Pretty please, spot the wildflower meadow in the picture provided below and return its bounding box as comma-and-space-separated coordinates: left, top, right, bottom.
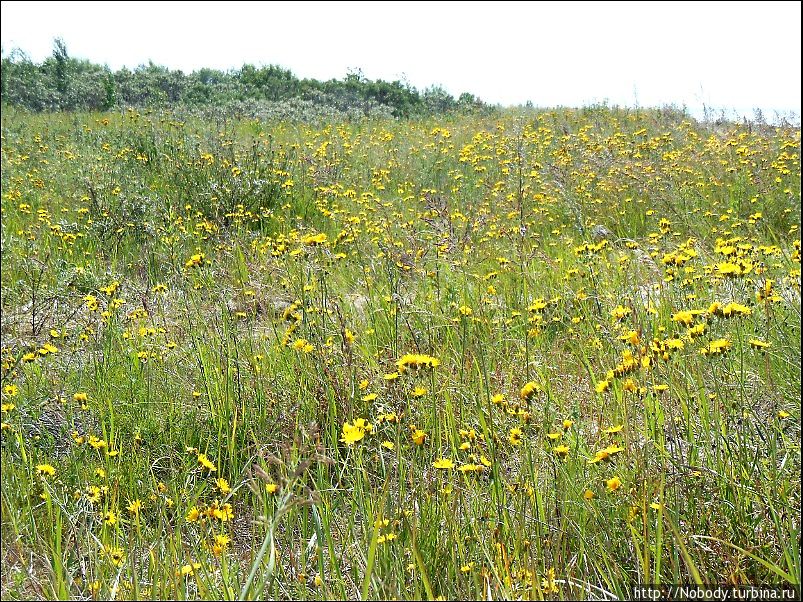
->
1, 102, 800, 599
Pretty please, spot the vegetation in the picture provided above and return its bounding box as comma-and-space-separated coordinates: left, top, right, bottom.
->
1, 39, 487, 118
1, 100, 800, 600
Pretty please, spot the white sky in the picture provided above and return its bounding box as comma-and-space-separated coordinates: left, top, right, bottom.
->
1, 1, 801, 120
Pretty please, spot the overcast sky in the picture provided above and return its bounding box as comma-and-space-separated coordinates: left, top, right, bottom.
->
2, 1, 800, 120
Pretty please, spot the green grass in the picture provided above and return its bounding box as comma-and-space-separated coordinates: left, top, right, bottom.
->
1, 104, 800, 600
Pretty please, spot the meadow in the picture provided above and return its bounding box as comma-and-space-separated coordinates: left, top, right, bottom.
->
1, 104, 800, 600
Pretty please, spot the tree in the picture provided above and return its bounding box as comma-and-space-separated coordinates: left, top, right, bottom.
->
102, 72, 116, 110
53, 37, 69, 98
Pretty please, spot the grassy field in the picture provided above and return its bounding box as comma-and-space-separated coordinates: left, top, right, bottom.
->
1, 105, 800, 600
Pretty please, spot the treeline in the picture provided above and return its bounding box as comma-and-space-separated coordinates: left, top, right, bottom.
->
1, 39, 487, 117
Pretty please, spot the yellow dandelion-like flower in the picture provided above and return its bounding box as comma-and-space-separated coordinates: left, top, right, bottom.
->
88, 435, 107, 450
700, 338, 731, 356
103, 545, 125, 567
672, 310, 696, 326
127, 499, 142, 517
610, 305, 631, 321
410, 427, 427, 445
588, 445, 625, 464
520, 381, 540, 401
457, 463, 484, 473
36, 463, 56, 477
301, 232, 327, 245
210, 502, 234, 522
211, 533, 231, 556
508, 427, 524, 446
396, 353, 440, 372
749, 339, 770, 350
197, 453, 217, 472
184, 253, 206, 268
177, 562, 202, 577
340, 419, 372, 446
541, 567, 559, 594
